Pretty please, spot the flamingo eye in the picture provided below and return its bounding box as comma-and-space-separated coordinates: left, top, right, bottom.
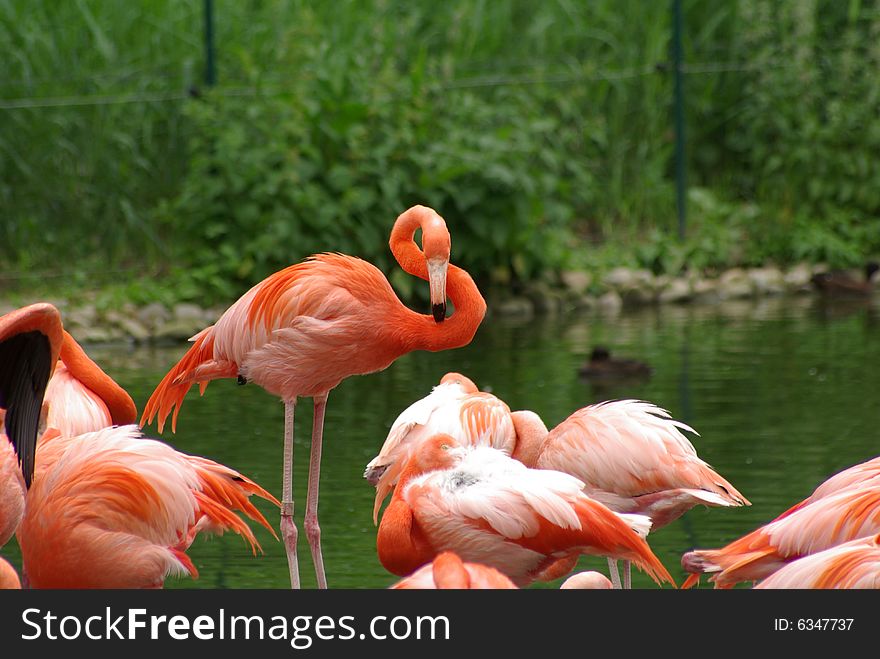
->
440, 443, 450, 451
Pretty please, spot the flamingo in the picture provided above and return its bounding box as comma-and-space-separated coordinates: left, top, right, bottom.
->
16, 424, 280, 588
0, 555, 20, 589
364, 371, 516, 522
376, 434, 675, 588
681, 457, 880, 588
0, 303, 64, 491
559, 570, 613, 589
43, 330, 138, 436
0, 303, 64, 550
509, 401, 749, 588
140, 205, 487, 588
390, 551, 518, 589
754, 533, 880, 589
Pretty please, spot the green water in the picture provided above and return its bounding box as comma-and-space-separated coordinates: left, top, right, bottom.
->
5, 294, 880, 588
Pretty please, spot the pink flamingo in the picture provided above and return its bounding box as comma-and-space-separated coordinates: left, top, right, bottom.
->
17, 424, 280, 588
43, 330, 137, 436
365, 371, 516, 522
0, 303, 64, 550
0, 555, 20, 589
141, 205, 487, 588
376, 434, 675, 588
390, 551, 518, 589
682, 456, 880, 588
509, 400, 749, 588
754, 532, 880, 589
0, 303, 64, 491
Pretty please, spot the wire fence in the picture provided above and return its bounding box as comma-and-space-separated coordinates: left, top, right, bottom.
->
0, 56, 808, 111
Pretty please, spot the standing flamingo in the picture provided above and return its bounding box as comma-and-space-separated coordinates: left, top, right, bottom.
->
753, 533, 880, 589
377, 434, 675, 587
17, 424, 279, 588
682, 457, 880, 588
141, 205, 487, 588
364, 371, 516, 522
508, 400, 749, 588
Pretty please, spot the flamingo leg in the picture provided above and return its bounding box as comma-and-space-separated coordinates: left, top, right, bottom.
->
305, 392, 328, 589
623, 560, 631, 589
607, 558, 622, 590
281, 400, 301, 589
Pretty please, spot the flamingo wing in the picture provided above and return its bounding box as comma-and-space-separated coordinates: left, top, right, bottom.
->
539, 400, 748, 514
755, 533, 880, 589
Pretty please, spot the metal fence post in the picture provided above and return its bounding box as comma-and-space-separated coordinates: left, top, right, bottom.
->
204, 0, 216, 87
672, 0, 686, 240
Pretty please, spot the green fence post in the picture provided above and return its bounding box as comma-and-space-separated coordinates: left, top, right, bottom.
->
672, 0, 686, 240
204, 0, 216, 87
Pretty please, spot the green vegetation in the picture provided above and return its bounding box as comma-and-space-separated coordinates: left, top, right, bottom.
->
2, 1, 879, 306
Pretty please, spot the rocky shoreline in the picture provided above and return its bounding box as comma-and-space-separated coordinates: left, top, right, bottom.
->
1, 263, 873, 345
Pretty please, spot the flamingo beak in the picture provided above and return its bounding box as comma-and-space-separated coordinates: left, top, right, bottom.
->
427, 258, 448, 323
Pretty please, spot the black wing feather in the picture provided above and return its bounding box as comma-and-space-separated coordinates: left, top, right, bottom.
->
0, 331, 53, 488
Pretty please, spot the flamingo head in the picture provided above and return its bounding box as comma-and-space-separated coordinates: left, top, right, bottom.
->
421, 215, 451, 323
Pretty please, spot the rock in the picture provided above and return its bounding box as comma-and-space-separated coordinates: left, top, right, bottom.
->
74, 326, 124, 344
718, 268, 753, 299
597, 291, 622, 314
173, 302, 206, 322
658, 278, 692, 303
748, 266, 786, 295
603, 267, 653, 291
525, 283, 563, 315
560, 270, 592, 294
64, 304, 98, 330
153, 317, 206, 343
137, 302, 170, 331
692, 278, 721, 303
784, 263, 813, 292
494, 297, 534, 318
104, 310, 151, 343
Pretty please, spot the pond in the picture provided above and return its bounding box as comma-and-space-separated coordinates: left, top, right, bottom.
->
4, 292, 879, 589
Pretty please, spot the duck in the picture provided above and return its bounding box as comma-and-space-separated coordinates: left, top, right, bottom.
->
810, 262, 879, 297
577, 346, 652, 380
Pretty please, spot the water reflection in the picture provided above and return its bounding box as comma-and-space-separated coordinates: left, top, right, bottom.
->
2, 293, 878, 588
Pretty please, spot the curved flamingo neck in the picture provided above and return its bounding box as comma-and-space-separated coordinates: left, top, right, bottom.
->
60, 333, 137, 425
377, 465, 436, 576
389, 206, 436, 281
510, 410, 549, 468
388, 207, 487, 353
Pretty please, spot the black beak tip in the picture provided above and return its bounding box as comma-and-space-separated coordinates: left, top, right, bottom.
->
432, 303, 447, 323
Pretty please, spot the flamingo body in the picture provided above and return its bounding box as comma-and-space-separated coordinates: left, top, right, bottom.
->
17, 425, 279, 589
516, 400, 749, 530
0, 437, 25, 547
365, 372, 516, 522
377, 436, 674, 588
